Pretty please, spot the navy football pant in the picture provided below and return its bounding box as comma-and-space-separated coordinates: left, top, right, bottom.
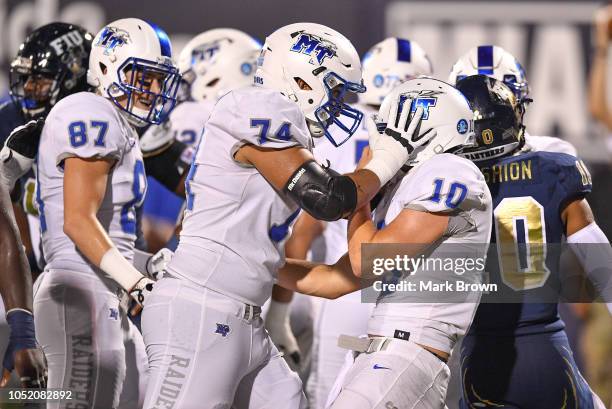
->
459, 331, 604, 409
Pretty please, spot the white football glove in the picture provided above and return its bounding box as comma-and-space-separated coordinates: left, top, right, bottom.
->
129, 277, 155, 307
364, 102, 424, 186
146, 248, 173, 281
265, 300, 301, 371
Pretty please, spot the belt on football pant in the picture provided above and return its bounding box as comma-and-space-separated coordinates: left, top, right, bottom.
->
337, 334, 448, 363
242, 304, 261, 321
161, 272, 261, 321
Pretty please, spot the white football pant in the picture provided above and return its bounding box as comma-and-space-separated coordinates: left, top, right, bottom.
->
326, 338, 450, 409
34, 270, 147, 409
142, 276, 307, 409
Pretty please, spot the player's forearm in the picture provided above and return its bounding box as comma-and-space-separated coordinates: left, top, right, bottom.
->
64, 213, 114, 265
0, 197, 33, 312
278, 255, 363, 299
346, 169, 382, 211
588, 50, 612, 128
588, 16, 612, 129
347, 204, 376, 277
65, 214, 145, 291
273, 214, 324, 303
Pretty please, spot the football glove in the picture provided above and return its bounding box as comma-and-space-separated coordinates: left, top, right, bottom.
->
363, 103, 424, 186
265, 300, 301, 371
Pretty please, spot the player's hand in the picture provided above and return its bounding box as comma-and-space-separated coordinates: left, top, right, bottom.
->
363, 101, 424, 186
146, 248, 173, 281
2, 310, 47, 388
5, 118, 45, 159
129, 277, 155, 307
265, 300, 301, 371
1, 347, 47, 388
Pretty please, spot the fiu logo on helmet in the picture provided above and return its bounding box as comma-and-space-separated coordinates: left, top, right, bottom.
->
398, 90, 441, 120
95, 26, 130, 55
290, 33, 336, 65
50, 30, 85, 56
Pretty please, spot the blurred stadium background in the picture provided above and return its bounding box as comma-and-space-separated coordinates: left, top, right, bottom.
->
0, 0, 610, 406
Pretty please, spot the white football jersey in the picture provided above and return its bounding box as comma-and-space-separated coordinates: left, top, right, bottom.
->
37, 92, 146, 275
312, 103, 373, 264
167, 86, 312, 306
368, 153, 493, 354
169, 100, 214, 147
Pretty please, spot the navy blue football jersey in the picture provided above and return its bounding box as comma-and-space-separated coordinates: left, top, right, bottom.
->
0, 100, 25, 145
468, 150, 592, 335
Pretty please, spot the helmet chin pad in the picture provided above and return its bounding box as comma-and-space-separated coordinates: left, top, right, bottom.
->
307, 119, 325, 138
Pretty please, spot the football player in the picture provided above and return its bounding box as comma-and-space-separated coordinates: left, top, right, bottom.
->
0, 168, 46, 388
141, 23, 418, 409
0, 23, 94, 275
278, 77, 492, 408
449, 44, 578, 156
140, 28, 261, 251
0, 22, 93, 388
455, 75, 610, 409
264, 37, 433, 407
33, 18, 180, 409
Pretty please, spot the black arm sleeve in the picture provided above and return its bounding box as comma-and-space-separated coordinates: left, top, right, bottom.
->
283, 160, 357, 222
143, 140, 191, 194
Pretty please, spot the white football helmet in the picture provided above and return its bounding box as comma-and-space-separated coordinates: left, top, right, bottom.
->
255, 22, 365, 146
87, 18, 181, 127
177, 28, 261, 102
378, 77, 475, 167
360, 37, 433, 106
448, 45, 530, 101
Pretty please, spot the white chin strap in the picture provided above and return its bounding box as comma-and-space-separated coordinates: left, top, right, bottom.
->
121, 107, 149, 128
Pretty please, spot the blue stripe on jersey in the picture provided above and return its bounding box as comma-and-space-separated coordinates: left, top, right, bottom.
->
147, 21, 172, 57
397, 39, 411, 62
477, 45, 494, 75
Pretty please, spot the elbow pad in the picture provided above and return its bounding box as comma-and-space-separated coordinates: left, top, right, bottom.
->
283, 160, 357, 222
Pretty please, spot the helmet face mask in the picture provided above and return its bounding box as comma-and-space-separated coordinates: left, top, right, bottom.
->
312, 71, 365, 146
255, 23, 366, 146
108, 57, 180, 126
10, 71, 58, 116
88, 19, 181, 127
9, 22, 93, 120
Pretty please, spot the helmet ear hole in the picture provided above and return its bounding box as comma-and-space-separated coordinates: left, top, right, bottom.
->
99, 62, 107, 75
206, 78, 220, 87
293, 77, 312, 91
